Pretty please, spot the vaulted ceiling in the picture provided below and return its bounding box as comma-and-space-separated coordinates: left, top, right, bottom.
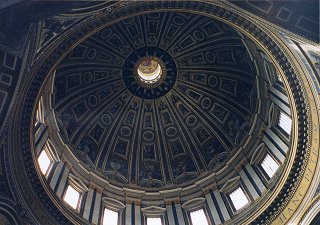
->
53, 12, 257, 189
0, 1, 319, 225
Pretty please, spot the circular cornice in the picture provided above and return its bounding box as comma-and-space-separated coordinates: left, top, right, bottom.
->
7, 1, 319, 225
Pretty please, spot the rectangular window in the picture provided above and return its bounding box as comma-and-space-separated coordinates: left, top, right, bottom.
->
261, 153, 279, 178
229, 187, 249, 210
279, 111, 292, 135
103, 208, 118, 225
63, 185, 80, 210
190, 209, 209, 225
35, 97, 44, 126
37, 149, 51, 176
147, 217, 162, 225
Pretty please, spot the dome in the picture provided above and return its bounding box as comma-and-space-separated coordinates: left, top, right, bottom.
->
31, 4, 298, 224
4, 1, 319, 225
52, 12, 259, 189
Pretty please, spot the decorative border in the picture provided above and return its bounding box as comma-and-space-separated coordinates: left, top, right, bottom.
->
298, 194, 320, 224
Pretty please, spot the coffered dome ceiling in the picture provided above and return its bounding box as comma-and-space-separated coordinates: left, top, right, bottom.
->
53, 12, 258, 189
7, 1, 319, 225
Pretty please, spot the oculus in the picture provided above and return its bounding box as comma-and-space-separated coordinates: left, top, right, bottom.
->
135, 56, 166, 88
123, 46, 177, 99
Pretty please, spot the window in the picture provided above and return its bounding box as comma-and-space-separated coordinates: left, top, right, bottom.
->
37, 143, 57, 177
279, 111, 292, 135
190, 209, 209, 225
103, 208, 118, 225
63, 185, 81, 210
37, 149, 52, 176
261, 153, 279, 178
229, 187, 249, 210
35, 96, 44, 126
147, 217, 162, 225
63, 174, 88, 211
